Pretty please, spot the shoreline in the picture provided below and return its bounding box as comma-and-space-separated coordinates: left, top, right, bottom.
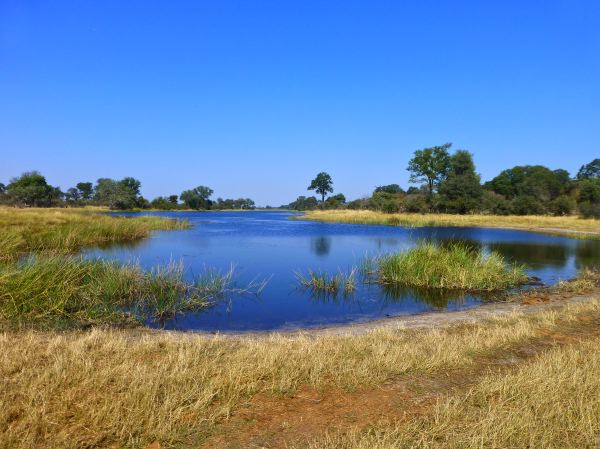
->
296, 210, 600, 240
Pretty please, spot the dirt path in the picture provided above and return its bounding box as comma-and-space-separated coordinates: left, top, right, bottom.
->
198, 301, 600, 449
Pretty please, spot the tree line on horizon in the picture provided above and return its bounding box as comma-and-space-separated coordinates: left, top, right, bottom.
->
0, 175, 256, 211
284, 145, 600, 218
1, 145, 598, 217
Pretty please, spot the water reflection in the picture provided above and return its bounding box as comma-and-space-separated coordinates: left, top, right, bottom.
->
310, 236, 332, 256
83, 211, 600, 332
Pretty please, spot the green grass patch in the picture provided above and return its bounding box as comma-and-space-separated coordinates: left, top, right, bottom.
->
0, 257, 263, 330
375, 242, 528, 291
296, 268, 357, 296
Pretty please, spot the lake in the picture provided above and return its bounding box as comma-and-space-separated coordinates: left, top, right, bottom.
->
83, 211, 600, 332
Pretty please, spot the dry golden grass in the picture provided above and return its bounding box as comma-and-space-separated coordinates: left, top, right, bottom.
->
311, 337, 600, 449
301, 210, 600, 238
2, 297, 600, 448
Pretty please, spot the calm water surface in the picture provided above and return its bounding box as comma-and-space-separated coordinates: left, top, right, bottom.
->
84, 211, 600, 331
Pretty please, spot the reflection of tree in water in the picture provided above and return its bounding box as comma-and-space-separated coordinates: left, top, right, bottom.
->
488, 242, 569, 268
311, 237, 332, 256
378, 284, 467, 309
574, 241, 600, 270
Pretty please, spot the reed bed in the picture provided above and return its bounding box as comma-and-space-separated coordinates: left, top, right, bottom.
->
301, 210, 600, 239
1, 296, 599, 448
0, 207, 190, 261
375, 242, 528, 290
0, 257, 262, 329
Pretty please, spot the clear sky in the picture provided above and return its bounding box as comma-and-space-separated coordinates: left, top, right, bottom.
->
1, 1, 599, 206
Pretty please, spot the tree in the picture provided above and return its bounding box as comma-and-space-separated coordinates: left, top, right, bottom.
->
484, 165, 570, 202
374, 184, 404, 194
437, 150, 483, 214
6, 171, 62, 207
65, 187, 81, 203
93, 177, 143, 210
76, 182, 94, 200
0, 183, 5, 194
287, 196, 319, 210
180, 186, 214, 210
325, 193, 346, 209
577, 159, 600, 180
407, 143, 452, 199
307, 172, 333, 205
168, 195, 179, 205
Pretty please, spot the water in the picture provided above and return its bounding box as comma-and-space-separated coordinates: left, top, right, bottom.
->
83, 211, 600, 332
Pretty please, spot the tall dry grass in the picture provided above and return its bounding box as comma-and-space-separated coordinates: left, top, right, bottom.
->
311, 337, 600, 449
2, 298, 600, 448
301, 210, 600, 238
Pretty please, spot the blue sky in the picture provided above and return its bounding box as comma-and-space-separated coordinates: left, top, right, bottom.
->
1, 1, 599, 205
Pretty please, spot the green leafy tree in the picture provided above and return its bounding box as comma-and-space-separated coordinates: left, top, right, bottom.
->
287, 196, 319, 210
437, 150, 483, 214
6, 171, 62, 207
0, 183, 5, 194
307, 172, 333, 205
407, 143, 452, 199
168, 195, 179, 204
93, 177, 143, 210
484, 165, 570, 202
374, 184, 404, 194
180, 186, 214, 210
76, 182, 94, 200
65, 187, 81, 203
576, 159, 600, 180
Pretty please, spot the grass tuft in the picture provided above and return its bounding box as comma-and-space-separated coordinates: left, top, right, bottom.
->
376, 241, 528, 290
296, 268, 357, 295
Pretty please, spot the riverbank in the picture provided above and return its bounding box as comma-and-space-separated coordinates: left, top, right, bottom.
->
299, 210, 600, 239
1, 271, 599, 448
1, 207, 600, 448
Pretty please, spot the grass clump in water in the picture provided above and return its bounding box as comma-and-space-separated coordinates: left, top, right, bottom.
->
377, 242, 528, 291
296, 268, 357, 295
0, 257, 263, 329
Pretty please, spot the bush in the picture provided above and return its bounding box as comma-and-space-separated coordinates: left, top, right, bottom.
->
549, 195, 576, 216
480, 191, 512, 215
403, 194, 429, 213
579, 202, 600, 218
511, 195, 547, 215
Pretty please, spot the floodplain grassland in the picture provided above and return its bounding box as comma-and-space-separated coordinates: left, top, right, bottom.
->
300, 209, 600, 239
1, 207, 600, 448
0, 206, 190, 262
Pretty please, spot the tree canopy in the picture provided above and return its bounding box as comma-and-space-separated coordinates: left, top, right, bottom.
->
308, 172, 334, 204
5, 171, 62, 207
180, 186, 214, 210
407, 143, 452, 199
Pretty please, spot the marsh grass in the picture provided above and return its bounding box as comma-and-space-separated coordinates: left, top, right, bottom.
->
0, 257, 266, 329
0, 207, 190, 261
376, 242, 528, 290
296, 267, 357, 296
300, 210, 600, 239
